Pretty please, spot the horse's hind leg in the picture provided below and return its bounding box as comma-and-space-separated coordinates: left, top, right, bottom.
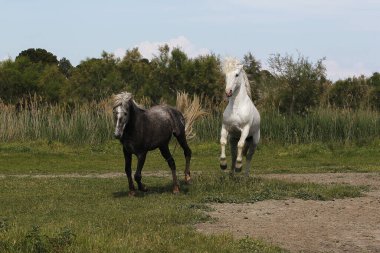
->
134, 152, 148, 192
245, 130, 260, 176
159, 145, 180, 193
175, 133, 192, 184
230, 136, 238, 173
245, 139, 256, 176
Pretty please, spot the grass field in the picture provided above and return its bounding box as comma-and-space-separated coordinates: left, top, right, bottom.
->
1, 141, 378, 252
1, 140, 379, 175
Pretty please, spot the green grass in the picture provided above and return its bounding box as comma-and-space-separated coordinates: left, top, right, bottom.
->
1, 140, 379, 175
0, 141, 377, 252
0, 175, 366, 253
0, 176, 293, 253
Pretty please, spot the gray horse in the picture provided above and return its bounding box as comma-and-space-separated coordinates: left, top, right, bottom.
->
113, 92, 192, 195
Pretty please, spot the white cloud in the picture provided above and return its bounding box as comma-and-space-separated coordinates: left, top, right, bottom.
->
113, 48, 126, 59
113, 36, 210, 60
135, 36, 210, 60
1, 55, 12, 61
325, 60, 372, 81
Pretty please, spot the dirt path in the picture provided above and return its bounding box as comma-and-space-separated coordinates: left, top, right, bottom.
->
196, 172, 380, 253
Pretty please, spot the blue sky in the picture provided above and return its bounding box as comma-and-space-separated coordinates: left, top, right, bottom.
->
1, 0, 379, 80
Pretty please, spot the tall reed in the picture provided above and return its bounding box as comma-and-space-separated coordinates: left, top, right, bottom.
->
0, 97, 113, 145
194, 107, 380, 144
1, 97, 379, 145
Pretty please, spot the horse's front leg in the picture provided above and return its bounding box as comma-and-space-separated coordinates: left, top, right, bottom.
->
134, 152, 148, 192
235, 125, 250, 172
220, 124, 228, 170
123, 147, 135, 196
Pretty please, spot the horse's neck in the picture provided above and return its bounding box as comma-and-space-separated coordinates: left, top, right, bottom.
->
125, 101, 143, 130
228, 83, 250, 109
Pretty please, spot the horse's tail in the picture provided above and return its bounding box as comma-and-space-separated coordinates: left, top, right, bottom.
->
176, 92, 208, 140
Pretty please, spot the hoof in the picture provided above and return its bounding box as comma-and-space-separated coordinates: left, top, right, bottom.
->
220, 157, 227, 169
138, 184, 148, 192
128, 191, 136, 197
185, 174, 192, 184
235, 161, 242, 172
173, 185, 180, 194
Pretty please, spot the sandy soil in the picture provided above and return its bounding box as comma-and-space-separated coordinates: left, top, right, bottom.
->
196, 173, 380, 253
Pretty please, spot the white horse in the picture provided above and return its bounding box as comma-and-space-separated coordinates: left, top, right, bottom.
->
220, 58, 260, 175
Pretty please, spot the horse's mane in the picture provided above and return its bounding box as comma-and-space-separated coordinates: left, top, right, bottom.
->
222, 57, 252, 98
112, 92, 144, 109
222, 57, 241, 74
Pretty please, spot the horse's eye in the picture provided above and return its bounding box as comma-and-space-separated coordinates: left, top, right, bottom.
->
235, 73, 239, 77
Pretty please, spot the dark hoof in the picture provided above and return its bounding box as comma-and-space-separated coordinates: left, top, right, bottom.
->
234, 161, 243, 173
128, 191, 136, 197
220, 157, 227, 170
235, 160, 242, 172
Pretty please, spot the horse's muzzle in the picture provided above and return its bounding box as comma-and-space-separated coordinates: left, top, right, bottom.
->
114, 132, 122, 139
226, 90, 233, 97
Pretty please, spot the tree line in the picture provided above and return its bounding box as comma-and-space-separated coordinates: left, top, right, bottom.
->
0, 47, 379, 114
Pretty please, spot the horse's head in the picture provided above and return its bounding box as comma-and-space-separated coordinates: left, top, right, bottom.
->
112, 92, 133, 139
225, 64, 244, 97
222, 58, 244, 97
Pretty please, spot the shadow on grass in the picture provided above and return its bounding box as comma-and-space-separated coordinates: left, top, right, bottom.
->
112, 180, 191, 198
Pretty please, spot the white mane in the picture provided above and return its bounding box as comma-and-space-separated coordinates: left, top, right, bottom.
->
113, 91, 146, 110
113, 92, 133, 108
222, 57, 252, 98
222, 57, 240, 74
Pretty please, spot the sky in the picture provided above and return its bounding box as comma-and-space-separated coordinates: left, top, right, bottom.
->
1, 0, 379, 81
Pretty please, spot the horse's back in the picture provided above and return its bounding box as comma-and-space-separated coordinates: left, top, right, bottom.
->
147, 105, 185, 136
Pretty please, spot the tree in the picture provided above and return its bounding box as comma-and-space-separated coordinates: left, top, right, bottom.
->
368, 72, 380, 109
268, 53, 326, 115
328, 76, 370, 109
16, 48, 58, 65
243, 52, 262, 104
38, 65, 68, 103
243, 52, 262, 82
64, 53, 124, 102
147, 45, 171, 103
118, 48, 151, 98
58, 57, 73, 78
368, 72, 380, 87
188, 54, 224, 101
0, 57, 44, 102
